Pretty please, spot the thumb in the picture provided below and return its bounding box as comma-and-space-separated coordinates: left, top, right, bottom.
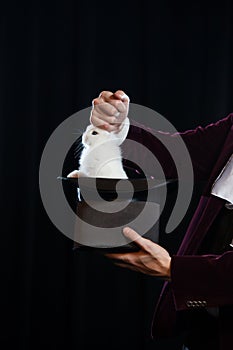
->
123, 227, 148, 250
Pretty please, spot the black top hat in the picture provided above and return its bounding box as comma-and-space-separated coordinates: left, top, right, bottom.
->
58, 176, 177, 252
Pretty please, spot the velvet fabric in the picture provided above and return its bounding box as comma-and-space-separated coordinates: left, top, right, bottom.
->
125, 113, 233, 349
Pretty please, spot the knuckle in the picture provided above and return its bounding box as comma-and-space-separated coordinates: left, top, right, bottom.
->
115, 100, 125, 111
115, 89, 125, 95
99, 90, 106, 97
90, 108, 96, 118
115, 90, 129, 100
109, 116, 116, 123
90, 113, 98, 125
122, 255, 130, 263
92, 98, 100, 105
109, 106, 117, 115
114, 100, 121, 108
142, 239, 152, 251
99, 90, 112, 98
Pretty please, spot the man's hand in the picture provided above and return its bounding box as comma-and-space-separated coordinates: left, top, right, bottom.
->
90, 90, 130, 132
106, 227, 171, 280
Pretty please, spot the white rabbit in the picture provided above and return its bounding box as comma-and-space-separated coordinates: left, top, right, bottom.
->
69, 118, 129, 179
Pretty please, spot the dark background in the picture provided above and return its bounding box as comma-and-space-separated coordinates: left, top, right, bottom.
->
1, 1, 233, 349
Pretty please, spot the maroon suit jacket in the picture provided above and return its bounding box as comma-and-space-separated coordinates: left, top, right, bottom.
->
125, 113, 233, 349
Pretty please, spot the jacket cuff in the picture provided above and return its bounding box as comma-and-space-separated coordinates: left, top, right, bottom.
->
170, 254, 222, 311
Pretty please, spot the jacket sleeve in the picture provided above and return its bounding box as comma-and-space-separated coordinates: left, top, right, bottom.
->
170, 251, 233, 311
124, 114, 233, 180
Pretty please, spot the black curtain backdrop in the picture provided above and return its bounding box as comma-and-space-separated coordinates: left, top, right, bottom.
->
1, 1, 233, 349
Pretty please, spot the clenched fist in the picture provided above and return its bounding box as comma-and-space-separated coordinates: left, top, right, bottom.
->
90, 90, 130, 132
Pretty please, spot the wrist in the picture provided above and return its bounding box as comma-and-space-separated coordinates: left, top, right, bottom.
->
164, 257, 172, 281
117, 116, 130, 132
114, 117, 130, 145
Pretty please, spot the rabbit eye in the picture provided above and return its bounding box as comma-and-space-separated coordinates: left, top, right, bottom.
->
92, 131, 98, 135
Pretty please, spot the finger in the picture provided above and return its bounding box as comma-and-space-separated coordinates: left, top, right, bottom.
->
105, 252, 126, 260
92, 97, 105, 106
105, 252, 137, 263
91, 115, 120, 131
95, 102, 119, 117
90, 114, 109, 129
109, 98, 126, 113
98, 90, 113, 100
114, 262, 166, 278
92, 112, 118, 124
122, 227, 151, 251
91, 111, 122, 128
96, 96, 126, 114
92, 95, 117, 109
113, 90, 130, 102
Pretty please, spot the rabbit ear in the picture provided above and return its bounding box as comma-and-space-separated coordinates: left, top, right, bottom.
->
113, 117, 130, 145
